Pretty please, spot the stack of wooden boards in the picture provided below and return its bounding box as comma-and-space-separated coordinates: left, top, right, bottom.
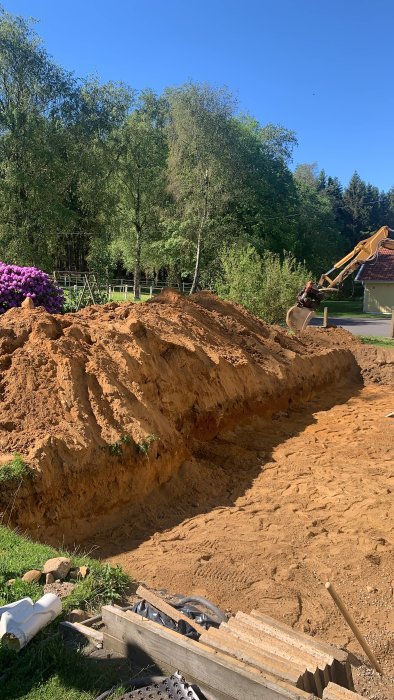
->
199, 610, 356, 698
102, 586, 365, 700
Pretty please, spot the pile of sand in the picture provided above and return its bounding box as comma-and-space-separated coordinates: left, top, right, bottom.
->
0, 290, 361, 540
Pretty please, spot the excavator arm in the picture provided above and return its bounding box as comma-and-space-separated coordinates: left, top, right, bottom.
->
318, 225, 394, 289
286, 225, 394, 331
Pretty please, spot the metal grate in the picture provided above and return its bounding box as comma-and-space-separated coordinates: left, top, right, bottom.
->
118, 672, 203, 700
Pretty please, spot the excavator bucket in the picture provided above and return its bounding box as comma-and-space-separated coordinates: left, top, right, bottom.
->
286, 305, 316, 331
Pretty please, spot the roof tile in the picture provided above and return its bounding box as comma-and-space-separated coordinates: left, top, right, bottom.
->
357, 246, 394, 282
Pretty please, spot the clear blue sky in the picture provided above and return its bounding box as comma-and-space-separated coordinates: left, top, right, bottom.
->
4, 0, 394, 190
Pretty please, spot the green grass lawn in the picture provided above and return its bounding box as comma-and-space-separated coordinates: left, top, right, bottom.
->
109, 292, 151, 303
0, 526, 132, 700
315, 298, 390, 318
360, 336, 394, 348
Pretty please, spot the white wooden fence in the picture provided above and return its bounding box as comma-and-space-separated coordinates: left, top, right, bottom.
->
53, 271, 193, 299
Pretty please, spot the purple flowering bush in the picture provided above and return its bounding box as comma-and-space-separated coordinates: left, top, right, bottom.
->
0, 263, 64, 315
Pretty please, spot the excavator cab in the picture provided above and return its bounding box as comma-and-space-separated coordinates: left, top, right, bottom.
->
286, 225, 394, 332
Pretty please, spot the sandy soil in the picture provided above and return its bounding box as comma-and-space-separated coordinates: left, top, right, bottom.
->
0, 291, 360, 539
88, 383, 394, 700
0, 291, 393, 697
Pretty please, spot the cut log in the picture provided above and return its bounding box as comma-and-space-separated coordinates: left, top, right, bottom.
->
102, 606, 315, 700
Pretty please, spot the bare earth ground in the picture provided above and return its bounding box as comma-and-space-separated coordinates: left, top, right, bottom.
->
89, 384, 394, 700
0, 293, 392, 698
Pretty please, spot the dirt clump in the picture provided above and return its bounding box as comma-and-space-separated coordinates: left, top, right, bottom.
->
0, 291, 359, 540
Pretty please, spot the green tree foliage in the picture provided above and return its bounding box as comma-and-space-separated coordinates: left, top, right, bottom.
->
217, 244, 311, 323
293, 178, 344, 275
216, 243, 265, 315
111, 91, 167, 299
1, 8, 394, 315
342, 172, 372, 245
229, 117, 298, 257
165, 83, 239, 292
0, 9, 132, 271
0, 9, 76, 266
259, 251, 312, 323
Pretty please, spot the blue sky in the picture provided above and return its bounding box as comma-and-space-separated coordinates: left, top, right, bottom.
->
4, 0, 394, 190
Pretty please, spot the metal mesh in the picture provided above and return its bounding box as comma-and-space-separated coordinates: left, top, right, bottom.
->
118, 672, 203, 700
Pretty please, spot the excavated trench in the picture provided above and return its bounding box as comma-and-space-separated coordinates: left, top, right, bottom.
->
0, 291, 364, 543
88, 380, 394, 700
0, 291, 393, 697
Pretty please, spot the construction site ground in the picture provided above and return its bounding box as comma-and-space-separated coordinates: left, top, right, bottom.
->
89, 386, 394, 700
0, 291, 393, 699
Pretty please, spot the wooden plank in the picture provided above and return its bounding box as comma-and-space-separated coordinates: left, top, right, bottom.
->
323, 682, 364, 699
249, 611, 348, 663
246, 611, 353, 688
103, 631, 252, 700
325, 582, 383, 675
200, 626, 306, 688
229, 616, 332, 691
60, 620, 103, 647
227, 617, 333, 674
102, 606, 316, 700
136, 585, 207, 637
222, 620, 326, 696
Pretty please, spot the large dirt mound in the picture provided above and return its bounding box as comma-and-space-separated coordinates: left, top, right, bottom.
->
0, 290, 363, 540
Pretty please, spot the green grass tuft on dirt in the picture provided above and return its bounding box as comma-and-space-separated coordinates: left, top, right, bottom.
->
0, 455, 30, 484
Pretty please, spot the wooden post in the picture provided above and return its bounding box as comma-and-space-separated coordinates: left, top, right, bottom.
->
391, 308, 394, 339
124, 284, 128, 300
150, 285, 153, 298
323, 307, 329, 328
325, 582, 382, 674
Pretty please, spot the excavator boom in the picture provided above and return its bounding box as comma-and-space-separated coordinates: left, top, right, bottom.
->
318, 225, 394, 289
286, 225, 394, 331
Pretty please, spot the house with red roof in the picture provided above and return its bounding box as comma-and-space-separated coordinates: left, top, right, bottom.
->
355, 246, 394, 313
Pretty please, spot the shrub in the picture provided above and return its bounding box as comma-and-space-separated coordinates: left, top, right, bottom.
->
0, 262, 64, 314
216, 244, 265, 316
259, 251, 311, 324
217, 245, 311, 324
63, 563, 130, 612
62, 287, 108, 313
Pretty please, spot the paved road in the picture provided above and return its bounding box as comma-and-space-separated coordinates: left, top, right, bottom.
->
311, 315, 392, 337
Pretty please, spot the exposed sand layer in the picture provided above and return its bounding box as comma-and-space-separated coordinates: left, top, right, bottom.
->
0, 290, 361, 541
90, 383, 394, 700
0, 290, 393, 698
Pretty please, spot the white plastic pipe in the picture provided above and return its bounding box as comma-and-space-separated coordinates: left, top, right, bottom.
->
0, 594, 62, 650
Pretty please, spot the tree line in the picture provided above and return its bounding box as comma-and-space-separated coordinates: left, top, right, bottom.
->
1, 9, 393, 299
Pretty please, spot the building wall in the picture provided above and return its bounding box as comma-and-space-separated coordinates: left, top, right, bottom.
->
363, 283, 394, 313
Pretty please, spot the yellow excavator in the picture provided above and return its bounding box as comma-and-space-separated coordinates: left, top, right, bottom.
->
286, 225, 394, 331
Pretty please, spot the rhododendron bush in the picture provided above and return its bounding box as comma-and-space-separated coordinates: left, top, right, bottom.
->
0, 263, 64, 314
